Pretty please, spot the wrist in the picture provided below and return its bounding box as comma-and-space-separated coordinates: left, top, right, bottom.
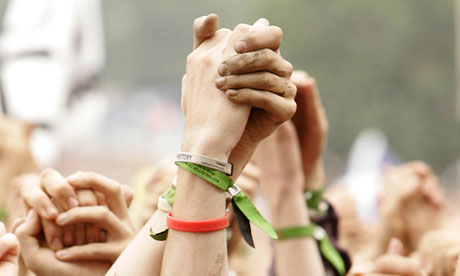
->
181, 130, 233, 162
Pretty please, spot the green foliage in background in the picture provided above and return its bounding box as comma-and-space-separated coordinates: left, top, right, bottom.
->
1, 0, 459, 173
102, 0, 458, 172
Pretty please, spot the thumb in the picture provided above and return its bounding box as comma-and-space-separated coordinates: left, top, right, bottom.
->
386, 238, 404, 255
14, 210, 41, 258
193, 13, 219, 49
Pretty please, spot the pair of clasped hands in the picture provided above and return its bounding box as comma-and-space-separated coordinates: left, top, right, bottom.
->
6, 169, 135, 276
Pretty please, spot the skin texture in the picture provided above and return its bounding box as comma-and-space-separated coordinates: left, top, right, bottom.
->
162, 15, 296, 276
15, 210, 111, 276
106, 14, 296, 276
255, 121, 325, 276
16, 169, 133, 254
0, 222, 19, 276
14, 170, 134, 276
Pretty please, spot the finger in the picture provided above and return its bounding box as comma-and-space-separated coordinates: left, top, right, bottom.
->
40, 169, 79, 211
374, 255, 421, 276
193, 13, 219, 49
41, 218, 63, 251
56, 206, 127, 236
21, 176, 59, 220
216, 71, 296, 98
235, 25, 283, 53
74, 223, 85, 245
50, 197, 75, 247
253, 18, 270, 27
10, 217, 25, 233
77, 189, 98, 244
226, 88, 297, 125
189, 28, 232, 57
0, 232, 20, 258
223, 23, 252, 58
15, 210, 41, 257
121, 185, 134, 207
0, 221, 5, 236
56, 242, 122, 263
67, 172, 127, 218
219, 49, 293, 78
386, 238, 403, 255
95, 191, 107, 206
62, 225, 75, 246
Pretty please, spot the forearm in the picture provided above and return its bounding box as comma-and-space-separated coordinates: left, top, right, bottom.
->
161, 144, 228, 276
106, 211, 166, 276
272, 187, 325, 276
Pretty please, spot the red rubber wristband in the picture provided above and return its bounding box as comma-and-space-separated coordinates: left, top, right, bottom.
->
167, 212, 229, 233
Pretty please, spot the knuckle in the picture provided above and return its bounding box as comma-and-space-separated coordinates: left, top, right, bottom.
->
287, 82, 297, 97
40, 168, 56, 182
269, 26, 283, 39
261, 48, 273, 60
186, 53, 196, 66
285, 61, 294, 74
235, 24, 251, 33
216, 28, 231, 36
200, 54, 216, 67
284, 101, 297, 120
108, 183, 122, 197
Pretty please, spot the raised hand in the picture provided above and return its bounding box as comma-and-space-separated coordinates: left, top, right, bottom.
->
0, 222, 19, 276
290, 70, 328, 190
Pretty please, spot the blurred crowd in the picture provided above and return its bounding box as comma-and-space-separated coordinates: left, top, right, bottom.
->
0, 2, 459, 276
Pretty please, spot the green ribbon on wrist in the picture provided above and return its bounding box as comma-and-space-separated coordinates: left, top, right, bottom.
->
276, 224, 346, 276
150, 185, 176, 241
305, 188, 325, 211
176, 162, 278, 246
150, 162, 278, 246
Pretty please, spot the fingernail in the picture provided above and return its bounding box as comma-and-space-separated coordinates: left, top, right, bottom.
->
51, 238, 63, 250
227, 90, 238, 97
255, 18, 269, 26
218, 63, 228, 76
56, 249, 67, 258
215, 77, 226, 88
68, 197, 79, 208
235, 40, 247, 53
47, 206, 58, 218
56, 213, 67, 224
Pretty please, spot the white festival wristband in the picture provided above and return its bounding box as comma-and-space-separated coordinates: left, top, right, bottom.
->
175, 151, 233, 175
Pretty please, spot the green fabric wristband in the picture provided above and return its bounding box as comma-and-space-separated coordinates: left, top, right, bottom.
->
176, 162, 278, 246
149, 185, 176, 241
176, 162, 233, 190
162, 185, 175, 207
305, 188, 325, 211
276, 224, 346, 276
